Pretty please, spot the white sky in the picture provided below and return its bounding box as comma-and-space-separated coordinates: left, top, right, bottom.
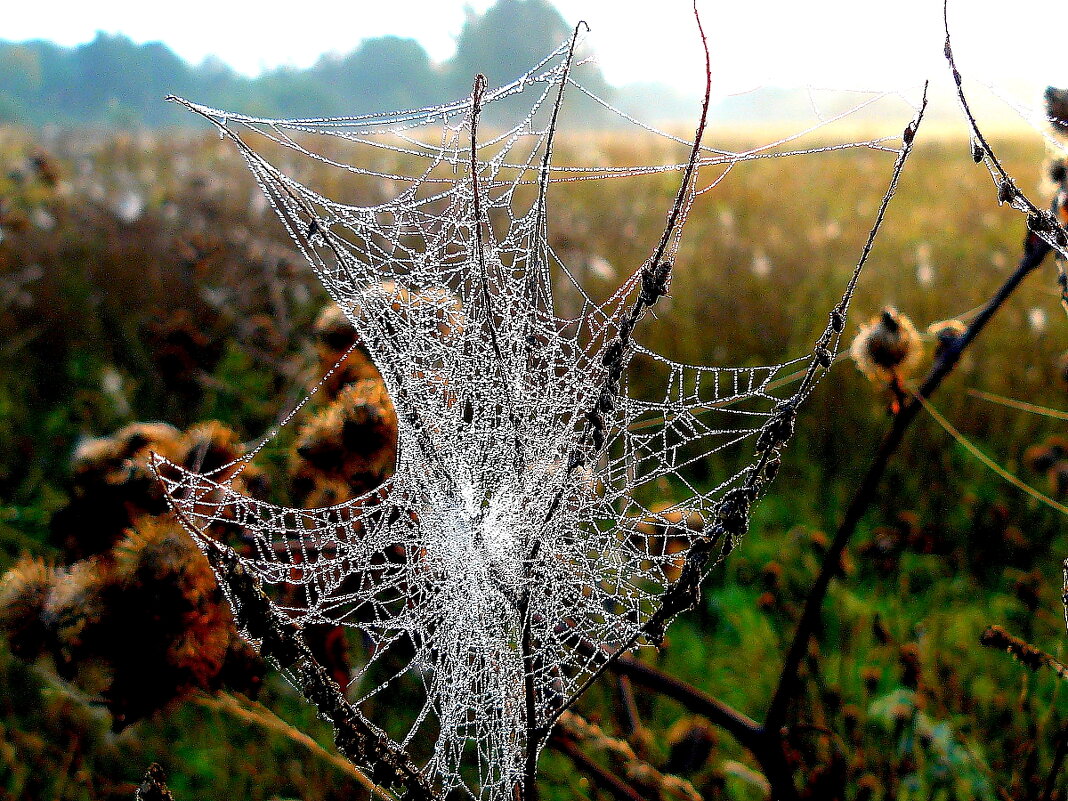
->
4, 1, 1067, 103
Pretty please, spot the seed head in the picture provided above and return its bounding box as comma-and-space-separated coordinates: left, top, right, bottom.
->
1045, 86, 1068, 135
0, 556, 61, 659
293, 379, 398, 501
850, 307, 923, 384
45, 557, 116, 675
312, 304, 380, 398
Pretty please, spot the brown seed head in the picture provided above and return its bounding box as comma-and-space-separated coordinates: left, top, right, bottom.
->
0, 556, 61, 659
312, 304, 380, 396
1046, 86, 1068, 135
850, 307, 923, 383
45, 557, 116, 671
292, 379, 398, 499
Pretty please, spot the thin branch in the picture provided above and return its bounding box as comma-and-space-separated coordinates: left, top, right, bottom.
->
943, 0, 1068, 261
608, 654, 761, 750
617, 675, 642, 738
765, 208, 1051, 733
1041, 720, 1068, 801
555, 710, 701, 801
156, 499, 437, 801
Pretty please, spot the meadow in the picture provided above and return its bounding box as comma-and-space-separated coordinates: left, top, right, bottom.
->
0, 118, 1066, 801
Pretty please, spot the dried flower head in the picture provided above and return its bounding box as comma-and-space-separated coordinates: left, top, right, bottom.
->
850, 307, 923, 384
56, 422, 187, 558
71, 422, 185, 491
293, 379, 397, 498
44, 557, 115, 676
312, 303, 381, 397
107, 519, 247, 726
144, 308, 223, 396
0, 556, 61, 659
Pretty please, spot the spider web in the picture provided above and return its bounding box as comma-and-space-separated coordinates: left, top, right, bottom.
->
154, 31, 916, 800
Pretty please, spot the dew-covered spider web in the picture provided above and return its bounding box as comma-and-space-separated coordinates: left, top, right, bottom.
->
154, 25, 922, 800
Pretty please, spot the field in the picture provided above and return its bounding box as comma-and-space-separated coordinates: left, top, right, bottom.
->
0, 119, 1066, 801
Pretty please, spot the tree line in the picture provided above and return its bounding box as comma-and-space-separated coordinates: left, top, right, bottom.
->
0, 0, 610, 127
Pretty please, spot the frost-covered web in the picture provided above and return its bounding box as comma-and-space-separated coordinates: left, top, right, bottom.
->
155, 27, 918, 800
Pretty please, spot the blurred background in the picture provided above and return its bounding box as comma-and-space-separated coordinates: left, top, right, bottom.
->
2, 1, 1068, 799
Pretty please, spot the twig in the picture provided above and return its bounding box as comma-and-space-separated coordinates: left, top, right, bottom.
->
762, 16, 1062, 762
943, 0, 1068, 262
555, 710, 701, 801
617, 675, 642, 738
766, 230, 1050, 733
608, 653, 761, 749
1041, 720, 1068, 801
171, 521, 437, 801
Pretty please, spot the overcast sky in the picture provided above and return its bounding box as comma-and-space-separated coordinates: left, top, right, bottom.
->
4, 1, 1066, 107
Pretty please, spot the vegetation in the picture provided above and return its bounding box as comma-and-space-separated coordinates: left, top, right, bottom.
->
1, 92, 1067, 799
0, 0, 608, 127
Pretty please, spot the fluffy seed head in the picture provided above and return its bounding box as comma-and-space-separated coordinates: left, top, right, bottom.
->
71, 422, 185, 491
850, 307, 923, 383
44, 557, 115, 673
926, 319, 966, 358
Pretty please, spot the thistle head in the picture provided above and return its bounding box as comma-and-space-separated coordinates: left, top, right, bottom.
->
292, 379, 397, 500
0, 556, 61, 659
1045, 86, 1068, 136
312, 303, 380, 397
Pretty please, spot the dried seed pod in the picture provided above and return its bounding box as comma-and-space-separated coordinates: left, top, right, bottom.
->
850, 307, 923, 384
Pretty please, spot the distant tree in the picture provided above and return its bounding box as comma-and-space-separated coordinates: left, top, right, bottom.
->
0, 0, 614, 128
446, 0, 611, 125
314, 36, 443, 114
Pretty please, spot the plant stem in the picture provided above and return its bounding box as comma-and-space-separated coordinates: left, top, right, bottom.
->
765, 236, 1050, 734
